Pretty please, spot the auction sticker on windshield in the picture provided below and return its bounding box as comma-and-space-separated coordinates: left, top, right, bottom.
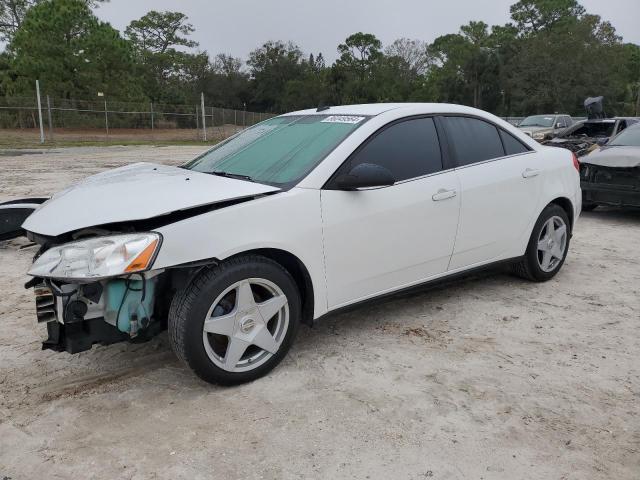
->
321, 115, 366, 124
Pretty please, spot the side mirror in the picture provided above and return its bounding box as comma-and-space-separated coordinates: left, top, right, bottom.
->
556, 122, 564, 129
333, 163, 396, 190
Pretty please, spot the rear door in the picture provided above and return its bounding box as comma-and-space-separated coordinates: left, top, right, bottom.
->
441, 116, 542, 270
321, 117, 460, 309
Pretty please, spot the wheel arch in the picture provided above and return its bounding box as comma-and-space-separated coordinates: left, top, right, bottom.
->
228, 248, 315, 327
549, 196, 574, 231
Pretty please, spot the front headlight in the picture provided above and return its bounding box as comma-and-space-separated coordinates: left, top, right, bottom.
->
28, 233, 161, 281
532, 132, 546, 140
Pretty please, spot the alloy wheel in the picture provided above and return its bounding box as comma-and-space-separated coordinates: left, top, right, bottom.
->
536, 216, 568, 272
202, 278, 289, 373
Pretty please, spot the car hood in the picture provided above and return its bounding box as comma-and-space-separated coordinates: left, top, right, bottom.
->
23, 162, 280, 236
582, 146, 640, 168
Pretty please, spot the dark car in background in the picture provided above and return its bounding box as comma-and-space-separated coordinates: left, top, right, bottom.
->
545, 117, 640, 157
580, 123, 640, 210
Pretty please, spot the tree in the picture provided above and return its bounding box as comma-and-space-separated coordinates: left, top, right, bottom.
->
0, 0, 107, 42
384, 38, 429, 75
125, 10, 197, 54
125, 10, 201, 103
333, 32, 383, 103
201, 54, 250, 109
247, 40, 304, 111
6, 0, 138, 99
510, 0, 585, 34
509, 12, 625, 114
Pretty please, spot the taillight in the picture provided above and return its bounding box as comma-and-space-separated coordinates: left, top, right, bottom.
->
572, 152, 580, 172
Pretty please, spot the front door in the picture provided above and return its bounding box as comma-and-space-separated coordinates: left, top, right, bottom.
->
320, 117, 460, 309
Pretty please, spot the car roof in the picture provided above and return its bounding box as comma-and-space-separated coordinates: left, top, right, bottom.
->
281, 103, 500, 117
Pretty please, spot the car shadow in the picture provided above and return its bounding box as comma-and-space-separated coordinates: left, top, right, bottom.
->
581, 207, 640, 224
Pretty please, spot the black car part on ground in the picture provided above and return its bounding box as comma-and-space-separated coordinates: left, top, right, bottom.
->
580, 163, 640, 208
0, 197, 48, 241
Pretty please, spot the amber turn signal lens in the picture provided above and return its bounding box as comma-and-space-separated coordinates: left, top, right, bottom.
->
125, 239, 159, 273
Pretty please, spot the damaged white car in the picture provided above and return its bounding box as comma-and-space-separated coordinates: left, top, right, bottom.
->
14, 103, 581, 385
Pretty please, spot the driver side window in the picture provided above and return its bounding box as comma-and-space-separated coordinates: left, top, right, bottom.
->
344, 117, 443, 182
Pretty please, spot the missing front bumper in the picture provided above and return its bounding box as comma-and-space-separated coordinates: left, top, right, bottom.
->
42, 317, 130, 354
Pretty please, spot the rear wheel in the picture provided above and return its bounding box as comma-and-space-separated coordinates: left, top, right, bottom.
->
168, 255, 301, 385
512, 204, 571, 282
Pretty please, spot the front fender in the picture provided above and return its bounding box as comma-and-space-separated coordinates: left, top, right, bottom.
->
152, 188, 328, 318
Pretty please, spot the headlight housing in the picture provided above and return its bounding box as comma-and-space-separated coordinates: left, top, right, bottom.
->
532, 132, 546, 140
28, 233, 161, 281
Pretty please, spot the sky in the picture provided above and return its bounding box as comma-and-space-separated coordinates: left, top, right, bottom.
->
92, 0, 640, 62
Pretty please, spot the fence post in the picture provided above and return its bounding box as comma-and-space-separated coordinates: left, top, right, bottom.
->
35, 80, 45, 144
104, 100, 109, 141
200, 93, 207, 142
195, 104, 199, 133
46, 95, 53, 141
150, 102, 154, 132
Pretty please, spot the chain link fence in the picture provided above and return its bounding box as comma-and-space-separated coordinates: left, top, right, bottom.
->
0, 94, 277, 146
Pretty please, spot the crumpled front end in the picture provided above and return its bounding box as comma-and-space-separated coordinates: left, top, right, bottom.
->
32, 273, 165, 353
580, 163, 640, 208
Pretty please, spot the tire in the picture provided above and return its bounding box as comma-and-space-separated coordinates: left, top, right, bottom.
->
512, 203, 571, 282
168, 255, 301, 385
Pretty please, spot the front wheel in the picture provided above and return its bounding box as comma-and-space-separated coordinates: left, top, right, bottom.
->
168, 255, 301, 385
512, 204, 571, 282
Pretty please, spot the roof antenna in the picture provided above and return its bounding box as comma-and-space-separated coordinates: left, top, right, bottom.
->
316, 104, 331, 112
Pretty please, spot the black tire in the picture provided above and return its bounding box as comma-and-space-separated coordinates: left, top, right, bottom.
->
168, 255, 301, 385
512, 203, 571, 282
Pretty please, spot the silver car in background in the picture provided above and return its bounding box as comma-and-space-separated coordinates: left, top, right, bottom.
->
518, 114, 574, 141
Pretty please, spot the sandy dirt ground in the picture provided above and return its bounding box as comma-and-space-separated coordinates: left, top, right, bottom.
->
0, 146, 638, 480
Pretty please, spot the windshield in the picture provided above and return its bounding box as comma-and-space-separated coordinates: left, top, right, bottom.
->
184, 114, 368, 186
609, 126, 640, 147
565, 122, 615, 138
520, 115, 555, 128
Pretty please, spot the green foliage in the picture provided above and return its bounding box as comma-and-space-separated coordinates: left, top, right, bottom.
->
6, 0, 138, 99
0, 0, 106, 42
124, 10, 202, 103
125, 10, 196, 54
247, 41, 305, 112
1, 0, 639, 117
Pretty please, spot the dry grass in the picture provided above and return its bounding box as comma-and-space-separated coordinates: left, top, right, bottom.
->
0, 125, 244, 148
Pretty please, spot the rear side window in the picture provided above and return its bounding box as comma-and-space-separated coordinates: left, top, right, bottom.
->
443, 117, 505, 167
347, 117, 442, 181
499, 130, 530, 156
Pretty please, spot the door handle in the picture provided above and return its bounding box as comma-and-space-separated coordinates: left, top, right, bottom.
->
522, 168, 541, 178
432, 189, 457, 201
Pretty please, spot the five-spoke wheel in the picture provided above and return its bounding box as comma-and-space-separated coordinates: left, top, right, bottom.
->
168, 255, 300, 385
536, 216, 567, 273
203, 278, 289, 373
513, 203, 571, 282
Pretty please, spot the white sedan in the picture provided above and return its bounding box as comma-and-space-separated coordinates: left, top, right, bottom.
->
22, 103, 581, 385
